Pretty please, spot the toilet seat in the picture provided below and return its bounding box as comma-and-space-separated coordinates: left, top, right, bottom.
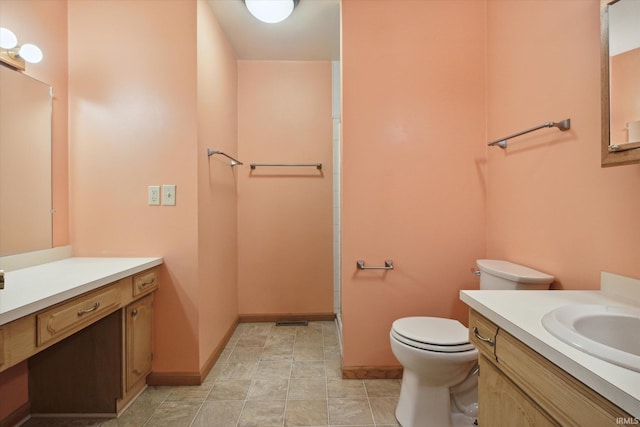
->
391, 317, 476, 353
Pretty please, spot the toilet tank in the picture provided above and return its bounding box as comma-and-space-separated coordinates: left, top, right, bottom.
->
476, 259, 554, 290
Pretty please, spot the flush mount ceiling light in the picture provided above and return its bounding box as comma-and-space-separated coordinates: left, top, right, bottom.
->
0, 27, 43, 71
244, 0, 299, 24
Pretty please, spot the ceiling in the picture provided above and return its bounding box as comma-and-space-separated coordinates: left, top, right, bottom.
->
206, 0, 340, 61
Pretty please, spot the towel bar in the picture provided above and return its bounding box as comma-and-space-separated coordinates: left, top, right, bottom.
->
356, 260, 394, 270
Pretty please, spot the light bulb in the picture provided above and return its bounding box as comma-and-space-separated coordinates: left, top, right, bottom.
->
0, 27, 18, 49
18, 43, 43, 63
245, 0, 295, 24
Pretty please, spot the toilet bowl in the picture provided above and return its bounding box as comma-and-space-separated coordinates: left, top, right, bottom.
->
390, 317, 478, 427
390, 260, 554, 427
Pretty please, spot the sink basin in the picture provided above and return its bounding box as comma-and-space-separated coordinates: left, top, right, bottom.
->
542, 304, 640, 372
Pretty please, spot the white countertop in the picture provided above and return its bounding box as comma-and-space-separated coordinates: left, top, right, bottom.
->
0, 257, 163, 326
460, 290, 640, 417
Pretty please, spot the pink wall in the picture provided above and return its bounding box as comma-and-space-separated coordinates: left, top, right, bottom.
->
0, 0, 67, 419
237, 61, 334, 316
610, 48, 640, 145
486, 0, 640, 289
341, 0, 487, 368
68, 0, 201, 374
196, 1, 239, 365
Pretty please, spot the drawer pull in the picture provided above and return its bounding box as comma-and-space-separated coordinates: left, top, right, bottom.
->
473, 326, 494, 347
140, 278, 155, 287
77, 302, 100, 317
131, 309, 138, 317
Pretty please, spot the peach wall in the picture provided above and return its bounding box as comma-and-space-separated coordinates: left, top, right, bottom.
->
341, 0, 487, 368
237, 61, 334, 316
196, 0, 239, 366
0, 0, 67, 419
486, 0, 640, 288
610, 48, 640, 145
68, 0, 200, 373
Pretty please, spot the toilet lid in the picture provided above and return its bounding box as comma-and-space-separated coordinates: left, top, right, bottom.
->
392, 317, 474, 352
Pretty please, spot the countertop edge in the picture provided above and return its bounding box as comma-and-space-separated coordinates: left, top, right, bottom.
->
0, 257, 163, 326
460, 291, 640, 417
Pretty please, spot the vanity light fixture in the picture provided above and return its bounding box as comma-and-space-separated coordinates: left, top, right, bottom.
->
244, 0, 299, 24
0, 27, 43, 71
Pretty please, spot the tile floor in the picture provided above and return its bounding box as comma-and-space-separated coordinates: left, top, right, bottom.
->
22, 321, 401, 427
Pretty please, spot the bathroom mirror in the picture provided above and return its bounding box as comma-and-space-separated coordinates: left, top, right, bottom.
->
0, 66, 53, 256
601, 0, 640, 167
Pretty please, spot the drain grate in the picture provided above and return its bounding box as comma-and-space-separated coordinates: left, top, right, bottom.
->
275, 320, 308, 327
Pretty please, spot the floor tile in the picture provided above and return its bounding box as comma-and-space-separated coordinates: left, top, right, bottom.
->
238, 400, 286, 427
284, 399, 329, 426
364, 379, 401, 397
369, 397, 399, 425
254, 359, 293, 379
207, 379, 251, 400
218, 361, 258, 380
288, 378, 328, 400
292, 360, 326, 378
328, 398, 374, 426
191, 400, 244, 427
144, 400, 201, 426
327, 379, 366, 399
247, 378, 289, 400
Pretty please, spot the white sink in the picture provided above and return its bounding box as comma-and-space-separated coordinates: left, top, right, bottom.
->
542, 304, 640, 372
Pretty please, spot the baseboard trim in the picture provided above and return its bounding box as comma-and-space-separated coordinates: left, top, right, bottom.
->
342, 365, 403, 379
0, 401, 30, 427
238, 312, 336, 323
198, 316, 240, 381
147, 316, 240, 387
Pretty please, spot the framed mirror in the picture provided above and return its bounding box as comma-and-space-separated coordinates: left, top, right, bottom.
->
0, 66, 53, 256
601, 0, 640, 167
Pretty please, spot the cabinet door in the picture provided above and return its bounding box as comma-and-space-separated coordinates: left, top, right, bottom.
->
478, 356, 559, 427
126, 294, 153, 391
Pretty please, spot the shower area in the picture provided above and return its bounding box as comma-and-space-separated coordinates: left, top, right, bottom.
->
235, 60, 342, 338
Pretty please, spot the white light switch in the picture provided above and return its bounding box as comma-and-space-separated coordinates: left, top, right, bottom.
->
148, 186, 160, 205
162, 184, 176, 206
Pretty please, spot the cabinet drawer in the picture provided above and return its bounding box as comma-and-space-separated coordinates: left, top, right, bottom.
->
0, 328, 4, 367
133, 268, 158, 298
469, 309, 499, 359
37, 287, 121, 347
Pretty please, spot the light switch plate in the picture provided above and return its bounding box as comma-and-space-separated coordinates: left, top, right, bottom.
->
162, 184, 176, 206
148, 186, 160, 205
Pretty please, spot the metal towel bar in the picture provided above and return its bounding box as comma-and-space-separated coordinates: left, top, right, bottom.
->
207, 148, 243, 166
250, 163, 322, 170
487, 118, 571, 149
356, 260, 394, 270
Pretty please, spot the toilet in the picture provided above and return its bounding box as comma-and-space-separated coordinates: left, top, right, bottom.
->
390, 259, 554, 427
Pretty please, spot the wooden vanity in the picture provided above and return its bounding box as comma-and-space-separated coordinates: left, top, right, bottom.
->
0, 257, 162, 416
461, 289, 640, 425
469, 309, 632, 426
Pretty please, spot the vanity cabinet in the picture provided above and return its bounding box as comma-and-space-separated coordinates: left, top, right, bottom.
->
478, 354, 558, 426
2, 266, 158, 416
126, 294, 153, 391
469, 309, 632, 427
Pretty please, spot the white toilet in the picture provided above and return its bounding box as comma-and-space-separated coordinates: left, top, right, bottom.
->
390, 259, 554, 427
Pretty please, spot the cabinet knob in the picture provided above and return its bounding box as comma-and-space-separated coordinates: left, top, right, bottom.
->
131, 309, 138, 316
